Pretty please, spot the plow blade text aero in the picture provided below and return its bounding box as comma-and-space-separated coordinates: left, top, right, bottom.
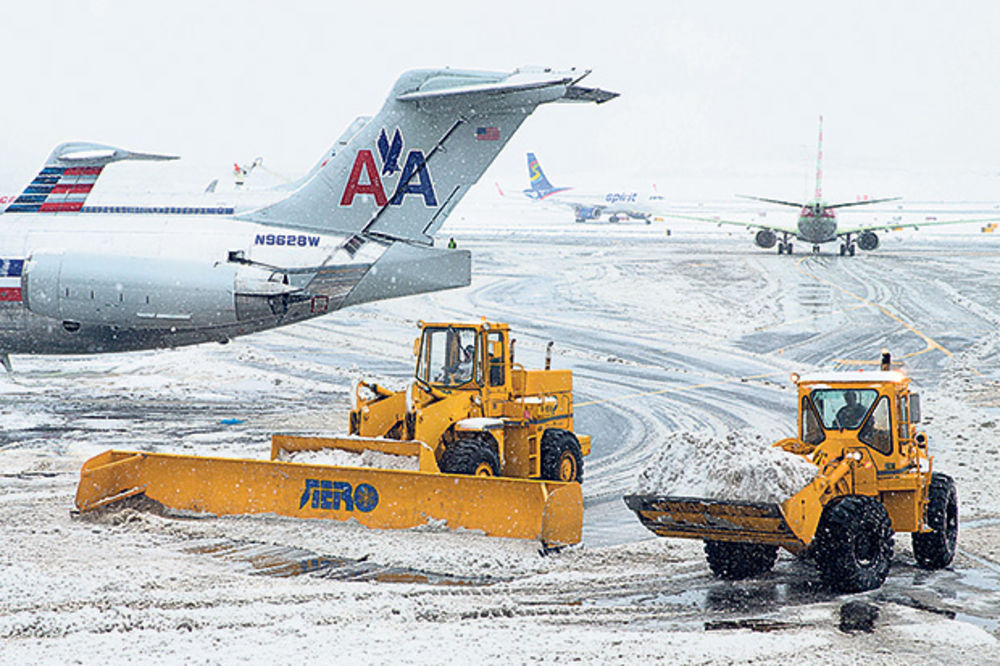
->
623, 495, 808, 551
76, 445, 583, 546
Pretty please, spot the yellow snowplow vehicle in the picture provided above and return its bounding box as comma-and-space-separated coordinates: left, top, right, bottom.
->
76, 320, 590, 547
625, 354, 958, 592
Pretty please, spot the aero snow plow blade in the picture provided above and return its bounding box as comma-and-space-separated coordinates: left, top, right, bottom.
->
76, 442, 583, 547
623, 495, 807, 550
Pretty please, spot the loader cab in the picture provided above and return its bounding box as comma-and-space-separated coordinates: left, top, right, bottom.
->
797, 371, 921, 470
414, 321, 512, 394
416, 325, 482, 388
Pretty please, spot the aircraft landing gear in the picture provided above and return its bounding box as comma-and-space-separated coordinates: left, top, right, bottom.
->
812, 244, 821, 254
777, 234, 794, 255
839, 243, 857, 256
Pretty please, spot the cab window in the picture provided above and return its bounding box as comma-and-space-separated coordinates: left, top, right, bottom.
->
487, 331, 505, 387
859, 395, 893, 456
416, 327, 478, 387
897, 395, 910, 441
810, 388, 878, 430
801, 396, 825, 445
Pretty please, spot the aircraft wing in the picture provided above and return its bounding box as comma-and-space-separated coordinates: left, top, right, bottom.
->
839, 216, 1000, 236
659, 212, 800, 235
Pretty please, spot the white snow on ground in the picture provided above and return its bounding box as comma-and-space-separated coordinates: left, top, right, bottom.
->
633, 429, 817, 503
275, 446, 420, 471
5, 218, 1000, 663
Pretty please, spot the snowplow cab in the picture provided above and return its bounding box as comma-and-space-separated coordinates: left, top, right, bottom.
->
791, 369, 925, 490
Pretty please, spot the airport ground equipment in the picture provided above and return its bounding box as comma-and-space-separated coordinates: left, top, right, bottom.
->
76, 320, 589, 546
624, 354, 958, 592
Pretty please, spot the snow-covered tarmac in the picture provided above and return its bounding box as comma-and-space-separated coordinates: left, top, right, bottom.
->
4, 206, 1000, 663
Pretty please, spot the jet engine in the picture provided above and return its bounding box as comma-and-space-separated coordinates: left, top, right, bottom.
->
21, 252, 302, 329
754, 229, 777, 248
857, 231, 879, 251
575, 207, 601, 221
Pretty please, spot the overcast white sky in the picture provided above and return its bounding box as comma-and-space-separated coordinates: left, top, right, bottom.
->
2, 1, 999, 201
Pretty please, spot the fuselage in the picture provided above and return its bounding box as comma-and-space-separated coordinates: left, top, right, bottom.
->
0, 212, 390, 354
796, 203, 838, 243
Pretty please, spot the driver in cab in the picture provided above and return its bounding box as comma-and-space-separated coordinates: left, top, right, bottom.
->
835, 390, 867, 429
439, 343, 474, 384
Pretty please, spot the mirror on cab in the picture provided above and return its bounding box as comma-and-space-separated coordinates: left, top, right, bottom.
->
910, 393, 921, 424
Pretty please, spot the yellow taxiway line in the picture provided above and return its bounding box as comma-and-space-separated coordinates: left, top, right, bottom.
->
794, 256, 953, 362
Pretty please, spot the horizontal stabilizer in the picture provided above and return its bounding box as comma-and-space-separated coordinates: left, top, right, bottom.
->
736, 194, 805, 209
47, 141, 178, 166
826, 196, 902, 210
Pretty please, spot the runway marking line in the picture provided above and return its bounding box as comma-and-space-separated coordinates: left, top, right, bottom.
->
794, 256, 953, 360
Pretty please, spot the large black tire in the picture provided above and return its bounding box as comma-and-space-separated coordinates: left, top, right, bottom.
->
439, 433, 500, 477
704, 541, 779, 580
812, 495, 894, 592
540, 429, 583, 483
912, 473, 958, 569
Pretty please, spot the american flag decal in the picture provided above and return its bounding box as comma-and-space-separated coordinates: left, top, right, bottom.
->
476, 126, 500, 141
0, 258, 24, 302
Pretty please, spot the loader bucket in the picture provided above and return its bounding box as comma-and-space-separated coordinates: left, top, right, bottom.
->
623, 495, 808, 551
76, 449, 583, 547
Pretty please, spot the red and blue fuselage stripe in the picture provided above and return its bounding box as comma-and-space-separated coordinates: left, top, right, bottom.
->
0, 258, 24, 302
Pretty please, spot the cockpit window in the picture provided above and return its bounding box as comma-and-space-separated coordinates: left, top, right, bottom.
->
416, 327, 478, 387
809, 388, 878, 430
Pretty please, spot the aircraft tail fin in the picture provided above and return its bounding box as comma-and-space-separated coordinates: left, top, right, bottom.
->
4, 142, 177, 214
815, 115, 824, 201
243, 67, 614, 248
525, 152, 562, 198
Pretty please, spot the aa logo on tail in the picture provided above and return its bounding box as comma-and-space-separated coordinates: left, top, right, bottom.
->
340, 128, 437, 208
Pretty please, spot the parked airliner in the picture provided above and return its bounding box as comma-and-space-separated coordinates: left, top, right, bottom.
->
0, 67, 616, 370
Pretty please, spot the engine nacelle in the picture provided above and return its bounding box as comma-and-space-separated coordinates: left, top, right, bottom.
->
575, 206, 601, 221
754, 229, 777, 248
21, 252, 299, 329
857, 231, 879, 251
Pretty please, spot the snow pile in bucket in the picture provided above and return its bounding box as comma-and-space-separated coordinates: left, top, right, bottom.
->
634, 429, 817, 503
276, 447, 419, 471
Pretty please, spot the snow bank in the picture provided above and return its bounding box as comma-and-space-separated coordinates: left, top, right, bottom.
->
634, 429, 817, 503
276, 447, 419, 471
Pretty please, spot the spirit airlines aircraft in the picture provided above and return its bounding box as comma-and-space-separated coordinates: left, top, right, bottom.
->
0, 67, 616, 370
522, 152, 661, 223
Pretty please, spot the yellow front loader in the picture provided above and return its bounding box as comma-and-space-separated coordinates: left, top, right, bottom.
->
76, 320, 590, 547
625, 354, 958, 592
